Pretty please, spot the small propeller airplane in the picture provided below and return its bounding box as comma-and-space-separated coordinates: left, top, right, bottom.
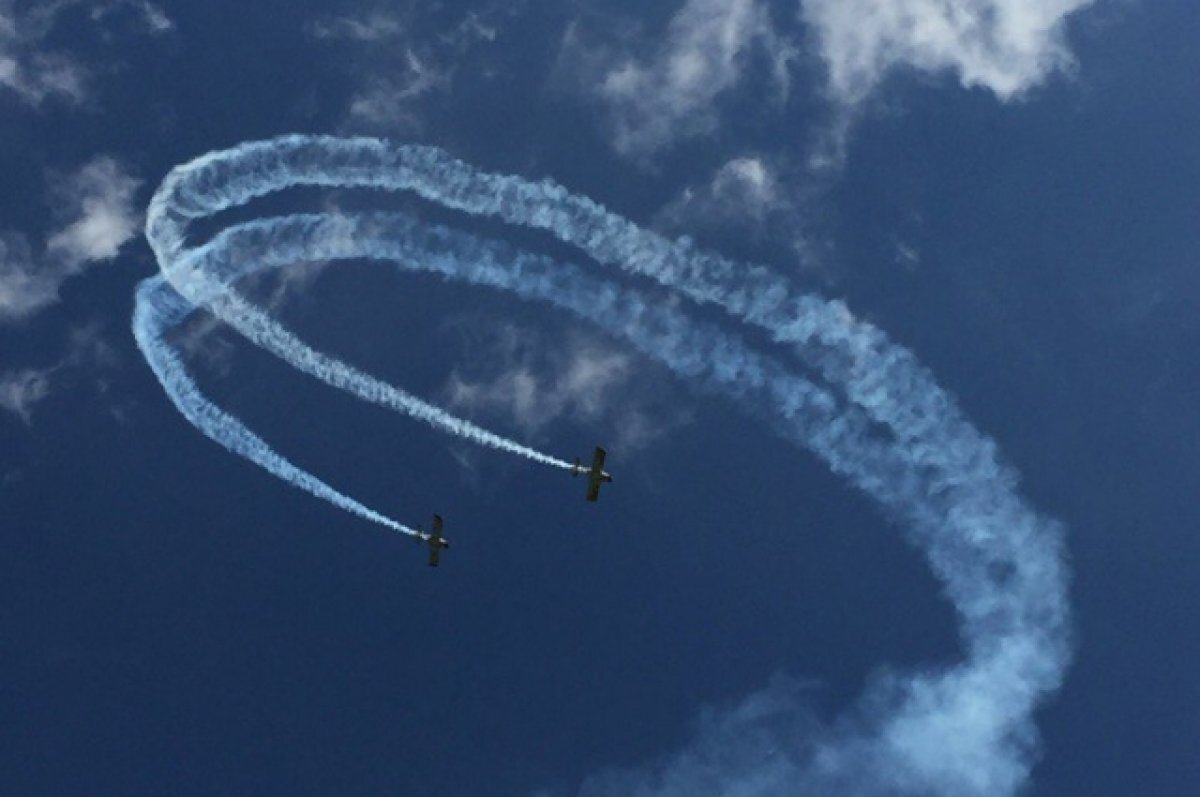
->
416, 514, 449, 567
572, 446, 613, 502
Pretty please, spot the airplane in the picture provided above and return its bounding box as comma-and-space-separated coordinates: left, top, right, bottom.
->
416, 514, 449, 567
572, 446, 613, 502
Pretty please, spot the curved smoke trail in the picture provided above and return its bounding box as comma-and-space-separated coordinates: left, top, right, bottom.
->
137, 136, 1071, 796
133, 277, 411, 534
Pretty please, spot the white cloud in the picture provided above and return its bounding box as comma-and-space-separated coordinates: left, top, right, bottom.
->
0, 156, 142, 323
445, 327, 632, 437
0, 321, 117, 423
655, 156, 828, 268
659, 156, 783, 232
0, 233, 59, 321
566, 0, 796, 160
307, 11, 405, 42
895, 241, 921, 269
0, 0, 172, 107
0, 366, 53, 424
47, 156, 142, 267
443, 324, 688, 452
97, 1, 174, 35
800, 0, 1096, 107
0, 0, 88, 105
562, 0, 1097, 168
346, 50, 451, 130
310, 3, 517, 132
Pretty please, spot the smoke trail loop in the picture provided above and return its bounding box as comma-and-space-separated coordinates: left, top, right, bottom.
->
136, 136, 1070, 797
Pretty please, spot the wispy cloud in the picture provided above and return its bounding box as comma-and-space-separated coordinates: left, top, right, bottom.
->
560, 0, 1096, 170
47, 157, 143, 267
443, 324, 687, 453
658, 156, 784, 234
0, 0, 172, 107
309, 2, 517, 132
0, 156, 142, 323
0, 366, 53, 424
799, 0, 1098, 170
345, 51, 452, 130
654, 155, 829, 273
91, 0, 174, 35
0, 233, 59, 321
801, 0, 1096, 107
0, 321, 117, 424
307, 10, 405, 42
0, 0, 88, 105
444, 326, 630, 436
560, 0, 796, 161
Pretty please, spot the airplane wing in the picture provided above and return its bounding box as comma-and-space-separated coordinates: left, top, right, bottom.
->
428, 544, 440, 567
432, 514, 443, 535
586, 447, 608, 501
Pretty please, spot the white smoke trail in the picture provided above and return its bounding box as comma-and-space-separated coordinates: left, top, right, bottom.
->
176, 219, 572, 470
137, 137, 1071, 797
133, 277, 416, 537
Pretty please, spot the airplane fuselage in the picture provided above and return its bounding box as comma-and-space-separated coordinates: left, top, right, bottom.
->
575, 447, 613, 502
421, 514, 448, 566
426, 534, 448, 566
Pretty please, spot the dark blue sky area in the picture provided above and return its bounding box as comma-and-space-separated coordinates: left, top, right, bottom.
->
1, 2, 1196, 796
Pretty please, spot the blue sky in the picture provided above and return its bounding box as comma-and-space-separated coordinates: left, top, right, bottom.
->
1, 1, 1196, 796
